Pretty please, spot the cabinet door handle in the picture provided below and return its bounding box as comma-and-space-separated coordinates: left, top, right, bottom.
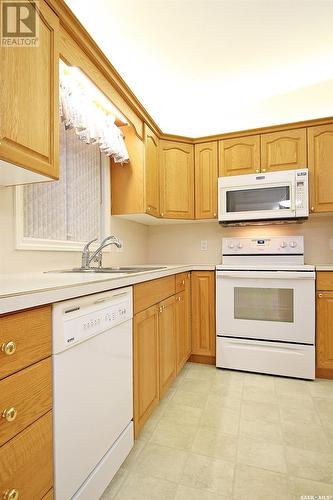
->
311, 206, 315, 212
147, 206, 151, 211
1, 341, 17, 356
2, 407, 18, 422
255, 169, 259, 173
182, 280, 185, 285
3, 489, 19, 500
318, 293, 323, 298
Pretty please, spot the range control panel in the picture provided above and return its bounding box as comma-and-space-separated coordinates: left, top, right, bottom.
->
222, 236, 304, 255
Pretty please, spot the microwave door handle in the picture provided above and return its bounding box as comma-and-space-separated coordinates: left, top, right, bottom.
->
217, 271, 314, 280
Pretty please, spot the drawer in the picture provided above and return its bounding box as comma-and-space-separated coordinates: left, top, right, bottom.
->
175, 273, 187, 293
134, 275, 176, 314
316, 272, 333, 291
0, 306, 51, 380
0, 411, 53, 500
0, 358, 52, 446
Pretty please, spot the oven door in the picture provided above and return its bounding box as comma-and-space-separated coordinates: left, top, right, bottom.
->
218, 181, 296, 222
216, 270, 315, 344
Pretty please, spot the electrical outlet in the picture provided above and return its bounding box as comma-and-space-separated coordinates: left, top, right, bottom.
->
329, 238, 333, 250
201, 240, 208, 251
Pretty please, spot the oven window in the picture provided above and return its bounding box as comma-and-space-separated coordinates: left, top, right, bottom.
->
226, 186, 291, 213
234, 287, 294, 322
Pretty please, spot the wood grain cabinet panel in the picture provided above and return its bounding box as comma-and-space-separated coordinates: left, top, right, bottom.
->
0, 0, 59, 179
0, 306, 51, 380
144, 125, 160, 217
0, 411, 53, 500
316, 272, 333, 291
0, 358, 52, 446
134, 275, 176, 314
261, 128, 307, 172
316, 291, 333, 379
219, 135, 260, 176
308, 124, 333, 213
195, 142, 218, 219
176, 273, 191, 374
191, 271, 216, 361
159, 295, 177, 397
160, 140, 194, 219
133, 306, 159, 436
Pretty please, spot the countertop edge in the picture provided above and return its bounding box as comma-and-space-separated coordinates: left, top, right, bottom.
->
0, 265, 216, 314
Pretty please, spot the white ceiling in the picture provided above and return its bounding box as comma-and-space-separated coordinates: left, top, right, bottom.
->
64, 0, 333, 137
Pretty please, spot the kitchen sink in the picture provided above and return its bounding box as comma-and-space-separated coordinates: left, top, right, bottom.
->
47, 266, 168, 274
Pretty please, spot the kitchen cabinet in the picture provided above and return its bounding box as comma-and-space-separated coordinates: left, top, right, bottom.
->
308, 124, 333, 213
159, 295, 177, 397
316, 272, 333, 379
0, 305, 53, 499
175, 273, 191, 374
191, 271, 216, 363
261, 128, 307, 172
219, 135, 260, 176
0, 0, 59, 184
195, 142, 218, 219
133, 305, 160, 436
160, 140, 194, 219
145, 125, 160, 217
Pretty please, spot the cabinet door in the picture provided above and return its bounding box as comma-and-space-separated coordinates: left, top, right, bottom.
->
308, 124, 333, 213
176, 273, 191, 374
160, 140, 194, 219
191, 271, 216, 360
0, 411, 53, 500
219, 135, 260, 176
316, 291, 333, 379
0, 1, 59, 180
159, 295, 176, 397
261, 128, 306, 172
133, 305, 159, 436
144, 125, 160, 217
195, 142, 218, 219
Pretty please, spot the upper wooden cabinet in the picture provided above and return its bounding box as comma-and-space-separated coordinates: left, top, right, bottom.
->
160, 140, 194, 219
261, 129, 307, 172
219, 135, 260, 176
195, 142, 218, 219
144, 125, 160, 217
0, 0, 59, 184
308, 124, 333, 213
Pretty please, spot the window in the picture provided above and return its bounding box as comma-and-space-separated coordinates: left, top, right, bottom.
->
15, 125, 110, 251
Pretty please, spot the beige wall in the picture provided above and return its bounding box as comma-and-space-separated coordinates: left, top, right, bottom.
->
0, 187, 148, 274
146, 216, 333, 265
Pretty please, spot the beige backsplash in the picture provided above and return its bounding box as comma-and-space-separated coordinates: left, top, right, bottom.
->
146, 215, 333, 266
1, 184, 333, 273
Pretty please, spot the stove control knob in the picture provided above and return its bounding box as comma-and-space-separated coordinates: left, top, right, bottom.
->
280, 241, 287, 248
228, 243, 235, 249
237, 243, 243, 249
289, 241, 297, 248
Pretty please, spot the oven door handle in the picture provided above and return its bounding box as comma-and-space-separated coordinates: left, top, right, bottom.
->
216, 271, 315, 280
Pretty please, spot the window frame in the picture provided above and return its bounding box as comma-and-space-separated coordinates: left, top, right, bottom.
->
14, 154, 111, 252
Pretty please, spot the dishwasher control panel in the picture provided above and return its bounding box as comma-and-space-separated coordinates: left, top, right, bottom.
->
52, 288, 133, 353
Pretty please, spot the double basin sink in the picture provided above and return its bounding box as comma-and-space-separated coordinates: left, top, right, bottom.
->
49, 266, 167, 274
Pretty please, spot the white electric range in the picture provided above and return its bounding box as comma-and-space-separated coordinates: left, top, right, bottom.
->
216, 236, 315, 379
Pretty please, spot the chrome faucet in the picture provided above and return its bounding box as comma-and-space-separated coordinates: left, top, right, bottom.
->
81, 235, 122, 269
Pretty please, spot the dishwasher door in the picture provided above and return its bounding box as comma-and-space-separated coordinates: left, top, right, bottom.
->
52, 289, 133, 500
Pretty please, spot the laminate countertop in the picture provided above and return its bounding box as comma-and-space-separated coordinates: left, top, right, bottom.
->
0, 265, 216, 314
316, 265, 333, 271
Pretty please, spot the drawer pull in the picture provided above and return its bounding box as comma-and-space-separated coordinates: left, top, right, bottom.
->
1, 341, 16, 356
2, 407, 18, 423
318, 293, 323, 298
3, 489, 19, 500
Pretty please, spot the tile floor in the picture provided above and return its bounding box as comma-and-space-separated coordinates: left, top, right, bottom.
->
101, 363, 333, 499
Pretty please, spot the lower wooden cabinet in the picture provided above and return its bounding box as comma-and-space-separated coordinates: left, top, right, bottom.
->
133, 305, 160, 436
0, 411, 53, 500
176, 273, 191, 374
159, 296, 177, 398
316, 290, 333, 378
191, 271, 216, 363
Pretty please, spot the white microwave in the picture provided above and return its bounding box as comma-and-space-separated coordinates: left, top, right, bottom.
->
218, 169, 309, 224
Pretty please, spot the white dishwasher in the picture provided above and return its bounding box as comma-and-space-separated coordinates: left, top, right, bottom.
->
52, 287, 134, 500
